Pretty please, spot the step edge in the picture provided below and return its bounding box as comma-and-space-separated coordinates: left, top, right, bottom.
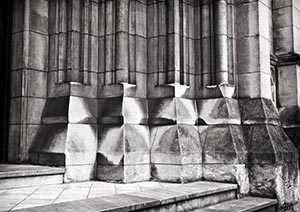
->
0, 168, 65, 179
13, 183, 238, 212
240, 198, 278, 212
201, 197, 278, 212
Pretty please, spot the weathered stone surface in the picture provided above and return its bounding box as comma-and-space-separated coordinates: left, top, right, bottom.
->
5, 0, 300, 208
249, 163, 299, 208
64, 164, 95, 183
241, 102, 300, 209
245, 125, 298, 164
200, 196, 277, 212
277, 65, 300, 107
123, 97, 148, 125
239, 98, 281, 125
68, 97, 97, 124
28, 124, 68, 165
29, 0, 48, 34
202, 164, 249, 195
175, 98, 197, 125
284, 127, 300, 154
148, 98, 176, 125
150, 125, 202, 182
199, 124, 249, 195
279, 106, 300, 126
197, 98, 241, 125
202, 125, 247, 164
97, 124, 150, 182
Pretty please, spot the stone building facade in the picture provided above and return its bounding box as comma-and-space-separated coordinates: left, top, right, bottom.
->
0, 0, 300, 209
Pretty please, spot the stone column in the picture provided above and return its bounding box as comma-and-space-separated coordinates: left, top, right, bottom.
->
236, 0, 299, 208
236, 0, 272, 99
214, 0, 228, 84
97, 0, 150, 183
167, 0, 180, 84
200, 1, 211, 87
273, 0, 300, 164
29, 0, 99, 182
115, 0, 129, 83
9, 0, 48, 162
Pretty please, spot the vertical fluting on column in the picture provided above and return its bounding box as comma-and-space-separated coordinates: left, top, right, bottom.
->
200, 1, 211, 86
188, 1, 195, 87
49, 0, 68, 84
147, 1, 158, 85
104, 0, 116, 85
213, 0, 228, 84
80, 0, 91, 84
179, 0, 190, 86
66, 0, 81, 82
115, 0, 129, 83
99, 0, 140, 86
194, 1, 201, 88
167, 0, 180, 84
49, 0, 98, 85
227, 0, 235, 85
157, 0, 167, 85
99, 0, 105, 85
128, 0, 137, 84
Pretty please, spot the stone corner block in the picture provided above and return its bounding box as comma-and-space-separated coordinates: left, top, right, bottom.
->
197, 98, 241, 125
96, 124, 150, 183
239, 98, 281, 125
150, 125, 202, 183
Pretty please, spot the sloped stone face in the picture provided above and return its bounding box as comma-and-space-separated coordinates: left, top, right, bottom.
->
239, 98, 280, 125
150, 124, 202, 183
148, 98, 176, 125
201, 125, 249, 195
97, 124, 150, 183
279, 106, 300, 127
240, 98, 300, 208
202, 125, 247, 164
197, 98, 241, 125
246, 125, 299, 206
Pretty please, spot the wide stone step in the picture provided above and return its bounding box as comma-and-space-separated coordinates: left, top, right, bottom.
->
194, 196, 277, 212
13, 181, 238, 212
0, 164, 65, 189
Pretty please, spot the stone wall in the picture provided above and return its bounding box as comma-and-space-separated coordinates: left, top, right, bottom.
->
8, 0, 300, 209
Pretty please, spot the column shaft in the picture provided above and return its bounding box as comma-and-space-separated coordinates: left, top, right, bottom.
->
214, 0, 228, 84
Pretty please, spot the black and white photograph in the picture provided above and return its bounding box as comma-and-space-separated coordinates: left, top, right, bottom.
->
0, 0, 299, 211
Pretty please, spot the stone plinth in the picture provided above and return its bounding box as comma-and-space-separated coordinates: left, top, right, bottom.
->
29, 94, 98, 182
197, 98, 249, 195
239, 98, 300, 209
97, 96, 150, 183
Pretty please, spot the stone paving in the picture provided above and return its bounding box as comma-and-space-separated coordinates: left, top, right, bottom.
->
0, 181, 179, 211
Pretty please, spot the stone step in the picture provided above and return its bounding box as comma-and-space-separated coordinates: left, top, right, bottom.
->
0, 164, 65, 189
13, 181, 238, 212
194, 196, 277, 212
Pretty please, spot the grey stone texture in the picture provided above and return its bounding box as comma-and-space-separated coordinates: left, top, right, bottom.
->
7, 0, 300, 209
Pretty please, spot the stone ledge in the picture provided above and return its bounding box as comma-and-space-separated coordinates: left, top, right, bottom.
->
196, 196, 277, 212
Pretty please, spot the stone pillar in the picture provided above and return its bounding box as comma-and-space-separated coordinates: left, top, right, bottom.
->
96, 0, 149, 183
198, 98, 249, 195
29, 0, 99, 182
167, 0, 180, 84
273, 0, 300, 166
198, 0, 233, 99
9, 0, 48, 163
146, 0, 202, 183
115, 0, 129, 83
236, 0, 299, 208
214, 0, 228, 84
200, 1, 212, 87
